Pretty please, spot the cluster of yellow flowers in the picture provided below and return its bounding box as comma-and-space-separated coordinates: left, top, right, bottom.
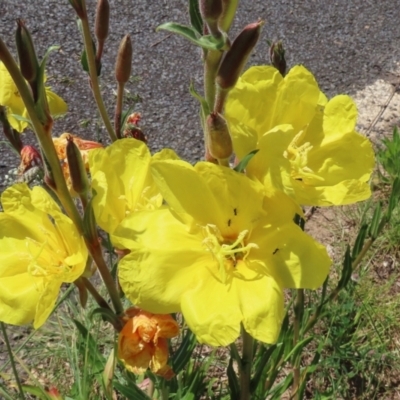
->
0, 62, 374, 371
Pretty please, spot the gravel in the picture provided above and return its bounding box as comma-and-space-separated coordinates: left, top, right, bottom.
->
1, 0, 400, 188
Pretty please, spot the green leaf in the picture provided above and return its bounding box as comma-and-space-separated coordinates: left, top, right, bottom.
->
188, 0, 203, 35
283, 336, 314, 362
157, 22, 225, 50
113, 381, 151, 400
81, 41, 101, 76
368, 201, 382, 239
171, 329, 197, 374
233, 149, 259, 172
73, 319, 105, 372
338, 245, 352, 290
227, 357, 240, 399
351, 223, 368, 259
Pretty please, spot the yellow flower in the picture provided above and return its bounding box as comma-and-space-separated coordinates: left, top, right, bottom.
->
0, 183, 87, 328
225, 65, 375, 206
0, 62, 68, 132
118, 307, 179, 378
89, 138, 179, 234
113, 161, 331, 346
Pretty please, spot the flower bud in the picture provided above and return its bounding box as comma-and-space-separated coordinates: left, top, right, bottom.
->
95, 0, 110, 64
66, 134, 90, 195
216, 20, 263, 90
115, 35, 132, 84
200, 0, 223, 38
95, 0, 110, 42
15, 19, 39, 84
269, 40, 287, 76
206, 112, 232, 160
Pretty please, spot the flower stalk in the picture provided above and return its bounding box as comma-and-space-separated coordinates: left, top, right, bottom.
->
0, 38, 83, 233
292, 289, 304, 399
77, 0, 117, 142
239, 327, 254, 400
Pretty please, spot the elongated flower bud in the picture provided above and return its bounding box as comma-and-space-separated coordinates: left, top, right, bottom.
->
15, 19, 39, 84
200, 0, 223, 38
269, 40, 287, 76
95, 0, 110, 42
66, 135, 90, 195
206, 112, 232, 160
216, 20, 263, 90
115, 35, 132, 84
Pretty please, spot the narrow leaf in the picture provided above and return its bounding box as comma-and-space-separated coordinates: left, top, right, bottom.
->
234, 149, 259, 172
227, 357, 240, 400
157, 22, 225, 50
368, 201, 381, 239
188, 0, 203, 34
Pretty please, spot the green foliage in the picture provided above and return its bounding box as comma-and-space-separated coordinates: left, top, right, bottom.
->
377, 126, 400, 181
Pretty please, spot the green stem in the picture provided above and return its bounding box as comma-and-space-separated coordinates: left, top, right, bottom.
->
240, 327, 254, 400
0, 38, 83, 233
0, 323, 25, 400
115, 82, 124, 138
87, 240, 123, 315
204, 50, 223, 112
80, 0, 117, 142
292, 289, 304, 399
82, 277, 113, 312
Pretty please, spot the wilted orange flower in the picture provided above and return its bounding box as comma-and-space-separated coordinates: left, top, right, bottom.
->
18, 145, 42, 174
52, 133, 102, 194
118, 308, 179, 379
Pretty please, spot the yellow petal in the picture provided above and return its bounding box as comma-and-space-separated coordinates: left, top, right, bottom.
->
0, 273, 42, 325
151, 160, 224, 228
89, 138, 152, 233
34, 280, 63, 329
45, 88, 68, 116
115, 208, 209, 312
253, 223, 331, 289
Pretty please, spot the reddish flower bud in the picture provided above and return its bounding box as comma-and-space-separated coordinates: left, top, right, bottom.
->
95, 0, 110, 62
216, 20, 263, 90
115, 35, 132, 84
200, 0, 223, 38
66, 134, 90, 196
15, 19, 39, 84
95, 0, 110, 42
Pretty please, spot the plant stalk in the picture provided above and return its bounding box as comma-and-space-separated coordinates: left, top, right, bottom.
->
86, 239, 123, 316
240, 327, 254, 400
115, 82, 124, 138
0, 323, 25, 400
0, 38, 83, 233
292, 289, 304, 399
79, 0, 117, 142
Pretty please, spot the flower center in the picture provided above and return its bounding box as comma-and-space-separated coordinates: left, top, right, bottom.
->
202, 224, 258, 283
284, 131, 320, 184
26, 237, 71, 278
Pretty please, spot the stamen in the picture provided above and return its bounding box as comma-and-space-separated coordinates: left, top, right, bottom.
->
202, 225, 258, 283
